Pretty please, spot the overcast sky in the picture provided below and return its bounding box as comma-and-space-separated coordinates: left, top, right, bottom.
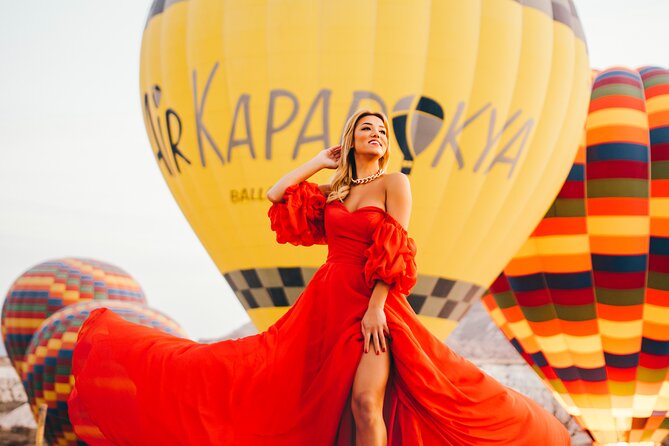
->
1, 1, 667, 342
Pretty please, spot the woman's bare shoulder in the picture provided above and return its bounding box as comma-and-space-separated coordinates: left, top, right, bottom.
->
383, 173, 411, 229
318, 184, 332, 196
383, 172, 411, 195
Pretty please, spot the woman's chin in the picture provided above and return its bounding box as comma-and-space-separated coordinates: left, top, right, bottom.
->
363, 147, 385, 157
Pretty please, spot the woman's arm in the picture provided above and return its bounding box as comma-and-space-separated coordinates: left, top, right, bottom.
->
266, 146, 341, 203
384, 172, 412, 230
363, 172, 412, 354
368, 173, 412, 311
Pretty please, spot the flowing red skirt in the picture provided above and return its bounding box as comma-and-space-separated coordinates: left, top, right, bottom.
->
69, 259, 569, 445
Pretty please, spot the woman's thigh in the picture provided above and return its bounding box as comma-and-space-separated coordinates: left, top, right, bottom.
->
352, 348, 390, 402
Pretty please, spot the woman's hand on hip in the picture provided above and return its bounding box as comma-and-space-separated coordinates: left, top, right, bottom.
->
361, 306, 389, 355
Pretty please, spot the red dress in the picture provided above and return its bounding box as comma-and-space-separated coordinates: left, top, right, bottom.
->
69, 181, 569, 445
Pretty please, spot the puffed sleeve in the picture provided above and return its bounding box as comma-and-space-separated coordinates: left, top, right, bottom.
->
267, 181, 327, 246
363, 214, 417, 295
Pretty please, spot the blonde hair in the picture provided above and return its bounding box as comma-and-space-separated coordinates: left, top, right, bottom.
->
326, 109, 391, 204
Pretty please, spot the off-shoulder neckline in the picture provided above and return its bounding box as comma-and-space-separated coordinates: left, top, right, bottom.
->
330, 200, 408, 234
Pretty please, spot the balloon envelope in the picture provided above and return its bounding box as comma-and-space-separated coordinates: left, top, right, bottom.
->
1, 258, 147, 377
23, 300, 187, 446
483, 67, 669, 444
140, 0, 590, 338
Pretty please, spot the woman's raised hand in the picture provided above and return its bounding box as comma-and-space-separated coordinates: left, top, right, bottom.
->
315, 145, 342, 169
266, 145, 341, 202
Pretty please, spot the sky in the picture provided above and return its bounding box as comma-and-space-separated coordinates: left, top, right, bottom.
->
0, 0, 668, 342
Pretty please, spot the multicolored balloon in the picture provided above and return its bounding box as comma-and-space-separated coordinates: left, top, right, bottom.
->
1, 258, 147, 378
483, 66, 669, 444
140, 0, 590, 339
22, 300, 187, 446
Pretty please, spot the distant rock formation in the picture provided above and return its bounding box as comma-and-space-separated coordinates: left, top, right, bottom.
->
0, 359, 26, 414
446, 300, 523, 362
0, 358, 36, 445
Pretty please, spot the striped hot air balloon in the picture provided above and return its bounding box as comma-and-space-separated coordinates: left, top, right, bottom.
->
22, 300, 187, 446
140, 0, 590, 339
483, 66, 669, 445
1, 258, 147, 378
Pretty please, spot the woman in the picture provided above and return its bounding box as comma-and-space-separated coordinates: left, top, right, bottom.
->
69, 110, 570, 445
266, 109, 410, 445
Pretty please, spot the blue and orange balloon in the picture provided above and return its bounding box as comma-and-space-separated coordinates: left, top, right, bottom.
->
483, 67, 669, 445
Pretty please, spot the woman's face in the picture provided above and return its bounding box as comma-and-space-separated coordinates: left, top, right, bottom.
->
352, 115, 388, 158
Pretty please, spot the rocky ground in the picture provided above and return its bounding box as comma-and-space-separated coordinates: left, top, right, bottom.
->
0, 357, 35, 445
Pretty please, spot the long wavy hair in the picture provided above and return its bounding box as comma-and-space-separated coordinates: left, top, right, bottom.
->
326, 109, 391, 204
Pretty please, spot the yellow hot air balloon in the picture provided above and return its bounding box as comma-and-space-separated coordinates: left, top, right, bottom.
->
140, 0, 590, 339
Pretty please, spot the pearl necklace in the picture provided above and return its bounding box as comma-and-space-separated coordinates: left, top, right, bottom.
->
351, 168, 385, 185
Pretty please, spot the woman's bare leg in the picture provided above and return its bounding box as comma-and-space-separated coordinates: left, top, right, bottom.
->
351, 349, 390, 446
